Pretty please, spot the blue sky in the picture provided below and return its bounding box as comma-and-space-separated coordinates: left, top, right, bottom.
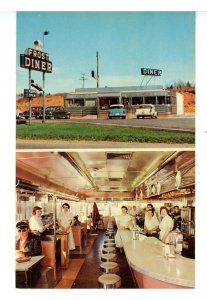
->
16, 12, 195, 94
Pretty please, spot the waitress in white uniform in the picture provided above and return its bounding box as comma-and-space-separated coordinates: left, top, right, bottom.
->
58, 203, 75, 250
29, 206, 52, 235
144, 207, 159, 236
115, 206, 132, 248
159, 206, 173, 244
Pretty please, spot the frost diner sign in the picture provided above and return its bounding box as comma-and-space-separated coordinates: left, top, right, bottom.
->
20, 48, 52, 73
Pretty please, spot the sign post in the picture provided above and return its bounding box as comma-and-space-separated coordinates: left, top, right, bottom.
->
29, 69, 31, 125
140, 68, 162, 87
20, 43, 52, 124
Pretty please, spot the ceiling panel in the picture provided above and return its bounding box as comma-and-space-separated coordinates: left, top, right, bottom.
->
16, 150, 194, 200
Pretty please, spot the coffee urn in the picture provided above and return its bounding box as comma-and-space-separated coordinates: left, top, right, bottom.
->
180, 206, 195, 259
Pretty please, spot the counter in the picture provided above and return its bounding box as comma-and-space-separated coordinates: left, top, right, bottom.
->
119, 230, 195, 288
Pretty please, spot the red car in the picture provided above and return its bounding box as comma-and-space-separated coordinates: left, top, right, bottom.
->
23, 106, 43, 119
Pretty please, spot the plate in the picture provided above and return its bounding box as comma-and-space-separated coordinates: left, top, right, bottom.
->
16, 256, 31, 263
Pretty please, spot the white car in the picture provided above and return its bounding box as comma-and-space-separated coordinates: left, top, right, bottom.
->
135, 104, 158, 119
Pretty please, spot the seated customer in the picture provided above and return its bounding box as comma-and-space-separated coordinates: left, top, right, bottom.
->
144, 208, 159, 236
16, 221, 42, 288
72, 215, 81, 226
16, 221, 42, 257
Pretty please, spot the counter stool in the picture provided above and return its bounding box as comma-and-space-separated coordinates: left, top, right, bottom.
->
102, 247, 116, 254
100, 262, 119, 274
103, 242, 116, 248
101, 253, 117, 262
104, 238, 115, 243
98, 274, 121, 289
106, 232, 114, 239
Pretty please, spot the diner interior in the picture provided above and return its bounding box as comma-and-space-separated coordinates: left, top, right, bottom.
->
16, 150, 195, 289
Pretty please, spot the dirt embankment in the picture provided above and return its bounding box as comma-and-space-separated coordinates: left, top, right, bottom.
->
172, 89, 195, 113
16, 90, 195, 113
16, 94, 64, 112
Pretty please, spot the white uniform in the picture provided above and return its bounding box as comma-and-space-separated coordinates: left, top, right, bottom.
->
159, 215, 173, 243
58, 211, 75, 250
144, 214, 159, 231
29, 215, 45, 233
115, 214, 132, 248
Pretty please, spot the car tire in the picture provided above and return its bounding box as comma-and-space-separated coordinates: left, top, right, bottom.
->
109, 116, 112, 119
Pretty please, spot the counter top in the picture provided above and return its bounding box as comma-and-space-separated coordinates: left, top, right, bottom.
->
119, 230, 195, 288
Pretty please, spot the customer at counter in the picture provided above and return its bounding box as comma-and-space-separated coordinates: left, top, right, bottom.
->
129, 205, 138, 217
58, 203, 75, 250
115, 206, 132, 249
144, 207, 159, 236
159, 206, 173, 244
29, 206, 52, 235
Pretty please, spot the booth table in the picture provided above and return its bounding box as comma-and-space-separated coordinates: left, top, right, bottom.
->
119, 230, 195, 288
16, 255, 45, 288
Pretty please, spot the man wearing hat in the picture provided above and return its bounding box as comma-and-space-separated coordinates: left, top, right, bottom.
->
16, 221, 42, 258
16, 221, 42, 288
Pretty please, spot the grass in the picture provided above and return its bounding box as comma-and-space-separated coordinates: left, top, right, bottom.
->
16, 123, 195, 144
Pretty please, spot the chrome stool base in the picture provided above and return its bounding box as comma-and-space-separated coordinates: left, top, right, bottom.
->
100, 262, 119, 274
98, 274, 121, 289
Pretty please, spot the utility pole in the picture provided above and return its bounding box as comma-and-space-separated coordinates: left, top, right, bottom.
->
42, 30, 50, 123
80, 73, 87, 88
96, 51, 99, 88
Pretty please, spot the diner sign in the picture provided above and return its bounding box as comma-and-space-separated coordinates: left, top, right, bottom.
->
20, 48, 52, 73
141, 68, 162, 76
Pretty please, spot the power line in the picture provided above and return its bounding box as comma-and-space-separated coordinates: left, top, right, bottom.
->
80, 73, 87, 88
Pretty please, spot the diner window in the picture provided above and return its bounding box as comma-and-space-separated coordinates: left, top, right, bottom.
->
65, 100, 74, 107
145, 97, 156, 105
122, 97, 131, 107
74, 99, 84, 106
85, 99, 96, 107
99, 98, 119, 110
166, 96, 171, 104
132, 97, 143, 105
157, 96, 165, 105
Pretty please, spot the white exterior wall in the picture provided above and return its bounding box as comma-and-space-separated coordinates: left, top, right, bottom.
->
176, 92, 184, 115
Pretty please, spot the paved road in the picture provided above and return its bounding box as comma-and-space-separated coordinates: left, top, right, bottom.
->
35, 117, 195, 133
16, 139, 195, 150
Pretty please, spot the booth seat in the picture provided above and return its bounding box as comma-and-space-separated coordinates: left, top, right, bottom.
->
72, 226, 85, 253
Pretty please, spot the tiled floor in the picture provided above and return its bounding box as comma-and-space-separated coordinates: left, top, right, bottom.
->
72, 231, 137, 289
56, 230, 137, 289
56, 233, 97, 288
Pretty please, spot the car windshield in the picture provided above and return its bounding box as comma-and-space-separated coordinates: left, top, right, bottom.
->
110, 106, 124, 109
139, 105, 152, 109
46, 107, 57, 111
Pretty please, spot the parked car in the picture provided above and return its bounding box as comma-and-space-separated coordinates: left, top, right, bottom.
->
23, 106, 43, 119
108, 104, 126, 119
135, 104, 158, 119
40, 106, 71, 119
16, 110, 26, 125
